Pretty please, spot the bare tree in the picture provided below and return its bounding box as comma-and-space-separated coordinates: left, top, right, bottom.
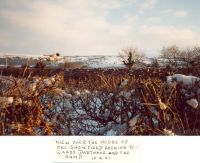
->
160, 45, 200, 68
160, 45, 181, 67
180, 46, 200, 67
119, 47, 145, 69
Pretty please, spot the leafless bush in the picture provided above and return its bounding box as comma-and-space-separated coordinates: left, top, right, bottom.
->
160, 45, 200, 68
63, 74, 200, 135
119, 47, 145, 69
160, 45, 181, 67
0, 68, 200, 135
150, 57, 160, 68
0, 72, 67, 135
180, 46, 200, 67
35, 58, 46, 68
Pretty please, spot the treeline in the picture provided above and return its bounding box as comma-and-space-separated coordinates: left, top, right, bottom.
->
120, 45, 200, 69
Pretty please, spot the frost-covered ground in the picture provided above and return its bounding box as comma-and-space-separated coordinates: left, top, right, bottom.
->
63, 55, 125, 68
48, 89, 135, 136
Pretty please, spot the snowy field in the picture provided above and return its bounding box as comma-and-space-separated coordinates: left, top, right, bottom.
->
0, 53, 124, 68
0, 53, 156, 68
63, 55, 125, 68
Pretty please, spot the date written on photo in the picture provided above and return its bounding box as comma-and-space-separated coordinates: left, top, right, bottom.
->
53, 136, 140, 163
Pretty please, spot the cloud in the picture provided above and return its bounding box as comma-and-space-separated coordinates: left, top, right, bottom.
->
0, 0, 137, 55
0, 3, 67, 39
164, 8, 188, 17
140, 25, 200, 48
0, 31, 12, 47
173, 10, 188, 17
0, 36, 8, 47
0, 0, 135, 39
146, 17, 161, 23
0, 0, 198, 56
163, 8, 173, 14
140, 0, 157, 10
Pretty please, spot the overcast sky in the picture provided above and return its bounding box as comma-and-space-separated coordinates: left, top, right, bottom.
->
0, 0, 200, 56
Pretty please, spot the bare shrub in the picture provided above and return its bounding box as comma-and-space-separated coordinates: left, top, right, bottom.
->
35, 58, 46, 68
119, 47, 145, 69
150, 57, 160, 68
160, 45, 181, 67
160, 45, 200, 68
0, 72, 67, 135
0, 67, 200, 135
179, 46, 200, 67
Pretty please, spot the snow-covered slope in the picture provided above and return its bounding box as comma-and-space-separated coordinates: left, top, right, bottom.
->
63, 55, 124, 68
1, 53, 153, 68
0, 53, 124, 68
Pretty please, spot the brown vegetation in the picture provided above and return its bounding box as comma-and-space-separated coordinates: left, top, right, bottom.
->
0, 66, 199, 135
